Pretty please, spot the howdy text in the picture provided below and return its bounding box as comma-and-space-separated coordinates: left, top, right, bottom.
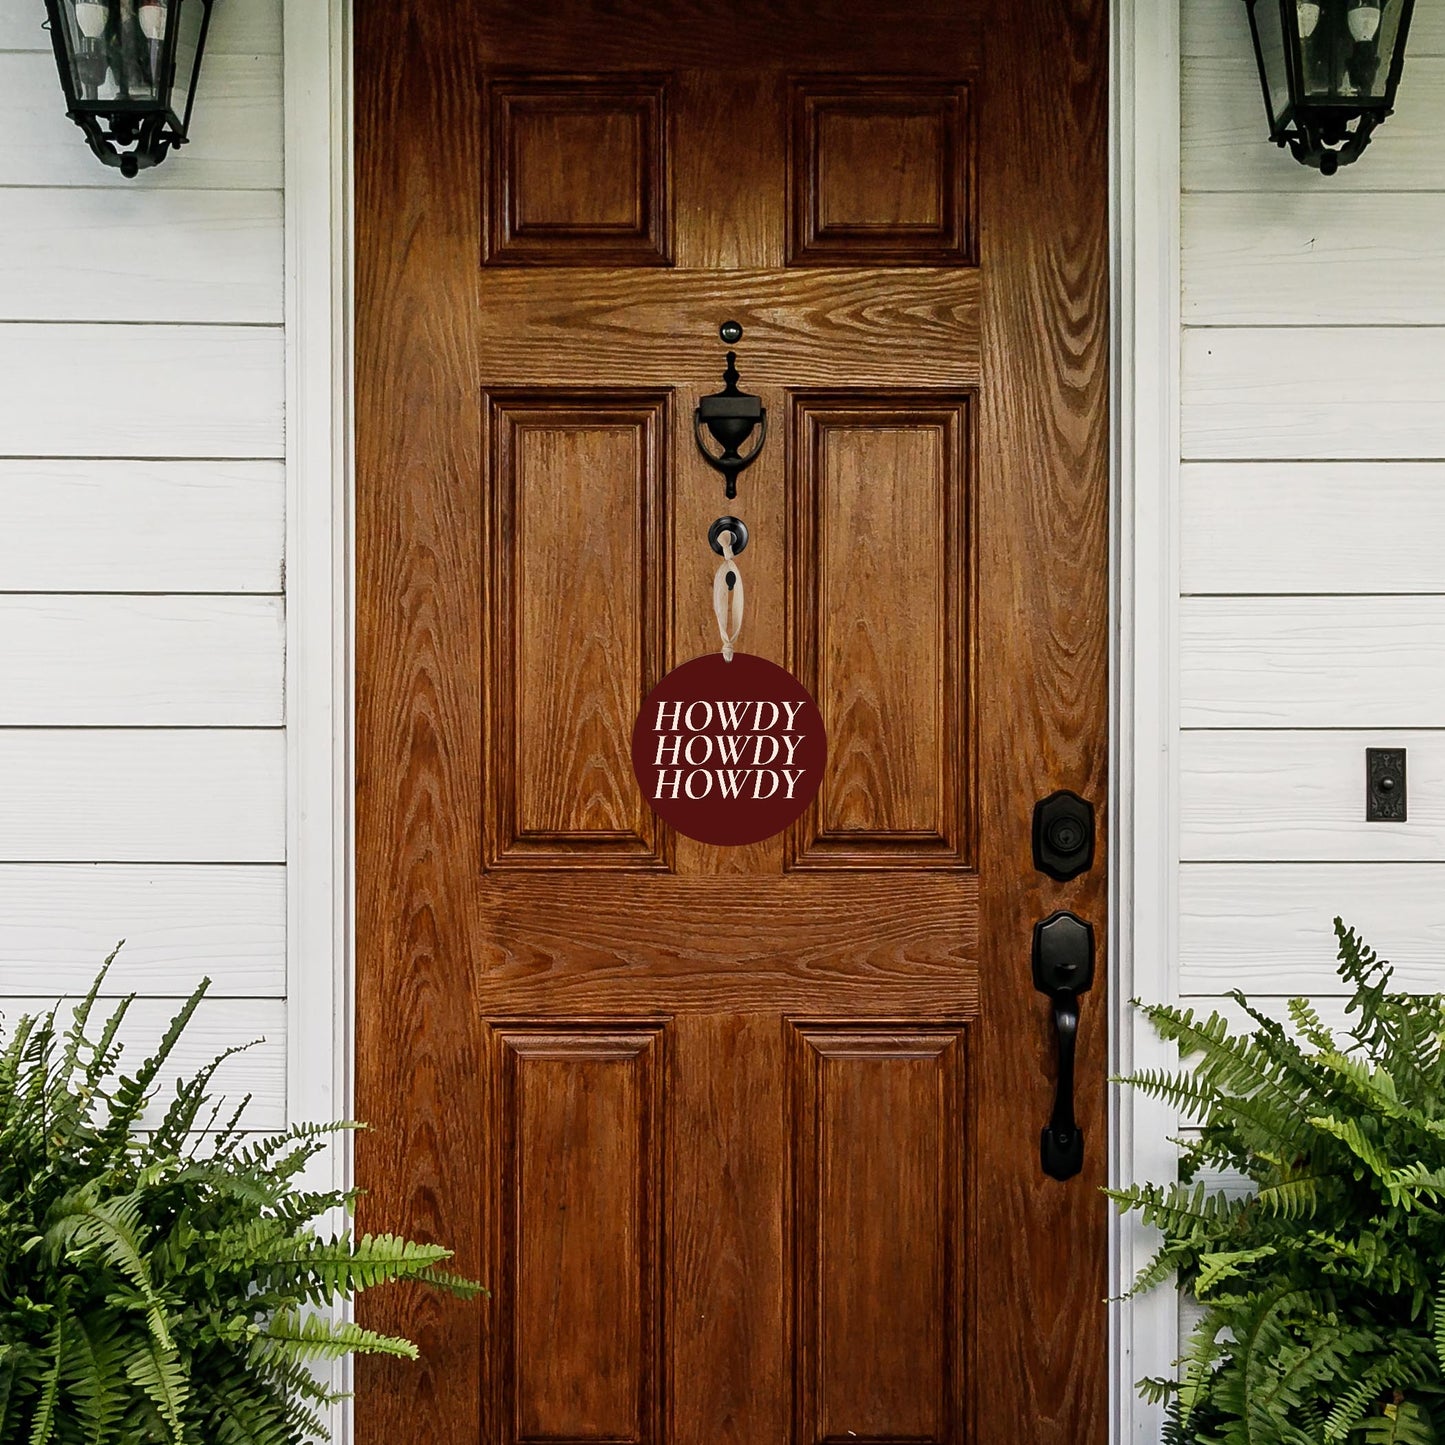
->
651, 699, 808, 801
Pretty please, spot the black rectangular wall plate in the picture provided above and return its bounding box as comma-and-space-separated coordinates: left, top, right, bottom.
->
1366, 747, 1407, 822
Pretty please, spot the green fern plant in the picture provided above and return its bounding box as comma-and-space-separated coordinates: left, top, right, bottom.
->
1112, 920, 1445, 1444
0, 952, 482, 1445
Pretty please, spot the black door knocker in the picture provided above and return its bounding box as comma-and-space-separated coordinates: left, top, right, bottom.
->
695, 321, 767, 500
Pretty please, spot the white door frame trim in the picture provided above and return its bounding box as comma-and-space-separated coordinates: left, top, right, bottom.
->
282, 0, 355, 1435
1109, 1, 1183, 1440
283, 4, 1183, 1439
283, 0, 353, 1182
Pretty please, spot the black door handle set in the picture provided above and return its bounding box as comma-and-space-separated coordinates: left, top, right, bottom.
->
1030, 791, 1096, 1182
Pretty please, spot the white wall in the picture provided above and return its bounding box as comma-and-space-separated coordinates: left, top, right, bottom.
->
0, 2, 287, 1127
1178, 0, 1445, 1004
1146, 2, 1445, 1419
1117, 7, 1445, 1439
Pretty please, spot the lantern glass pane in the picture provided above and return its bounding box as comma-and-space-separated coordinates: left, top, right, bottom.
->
1253, 0, 1292, 127
58, 1, 117, 106
57, 0, 182, 108
171, 0, 207, 128
1298, 0, 1401, 103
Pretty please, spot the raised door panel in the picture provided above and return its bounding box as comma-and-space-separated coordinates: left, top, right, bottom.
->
486, 77, 671, 266
789, 80, 974, 266
790, 1024, 969, 1445
485, 392, 670, 869
789, 394, 972, 869
488, 1024, 667, 1445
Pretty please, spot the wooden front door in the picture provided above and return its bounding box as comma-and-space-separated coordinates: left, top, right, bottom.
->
355, 3, 1109, 1443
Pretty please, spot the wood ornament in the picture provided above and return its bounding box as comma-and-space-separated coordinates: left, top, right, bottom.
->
631, 652, 826, 846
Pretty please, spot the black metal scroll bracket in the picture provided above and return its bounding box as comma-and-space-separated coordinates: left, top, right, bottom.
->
695, 322, 768, 500
1032, 911, 1095, 1181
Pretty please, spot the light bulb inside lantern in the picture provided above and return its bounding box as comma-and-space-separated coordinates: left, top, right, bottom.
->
73, 0, 109, 39
1348, 2, 1382, 41
1297, 2, 1322, 36
138, 1, 167, 42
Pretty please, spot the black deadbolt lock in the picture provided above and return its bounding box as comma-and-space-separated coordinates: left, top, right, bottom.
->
1032, 790, 1095, 882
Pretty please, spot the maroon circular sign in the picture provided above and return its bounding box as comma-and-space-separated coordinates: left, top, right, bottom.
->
631, 652, 827, 846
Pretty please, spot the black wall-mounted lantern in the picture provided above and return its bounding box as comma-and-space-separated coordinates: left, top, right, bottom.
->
44, 0, 215, 177
1244, 0, 1414, 173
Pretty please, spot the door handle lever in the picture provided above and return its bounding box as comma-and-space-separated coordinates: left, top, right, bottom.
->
1032, 911, 1095, 1181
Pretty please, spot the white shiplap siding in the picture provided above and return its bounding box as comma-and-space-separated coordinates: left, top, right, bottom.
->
1179, 4, 1445, 1005
0, 4, 286, 1111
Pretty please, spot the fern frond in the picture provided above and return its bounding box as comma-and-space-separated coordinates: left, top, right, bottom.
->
1308, 1113, 1394, 1183
263, 1232, 468, 1303
1255, 1175, 1325, 1221
1353, 1399, 1440, 1445
60, 1310, 128, 1444
1193, 1246, 1278, 1298
24, 1311, 63, 1445
1116, 1066, 1220, 1119
99, 981, 211, 1149
254, 1307, 419, 1363
44, 1190, 172, 1350
1288, 996, 1338, 1051
207, 1364, 310, 1445
122, 1337, 188, 1442
1105, 1181, 1239, 1238
147, 1038, 259, 1156
1325, 1356, 1402, 1441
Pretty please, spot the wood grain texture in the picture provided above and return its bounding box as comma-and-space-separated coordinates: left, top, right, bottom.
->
1182, 597, 1445, 728
0, 864, 285, 996
0, 460, 284, 593
357, 6, 1109, 1444
0, 997, 285, 1130
1180, 863, 1445, 996
1183, 194, 1445, 327
790, 1024, 969, 1445
0, 729, 284, 863
476, 268, 982, 386
486, 76, 671, 266
789, 80, 974, 266
0, 324, 283, 459
1182, 57, 1445, 193
0, 190, 283, 324
0, 596, 283, 725
487, 1024, 665, 1445
0, 52, 282, 190
471, 2, 984, 71
354, 1, 485, 1439
1182, 0, 1445, 58
473, 875, 982, 1017
789, 393, 971, 868
1180, 730, 1445, 862
666, 1013, 786, 1442
1180, 462, 1445, 595
970, 2, 1111, 1441
1182, 327, 1445, 461
486, 392, 668, 869
671, 71, 785, 270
